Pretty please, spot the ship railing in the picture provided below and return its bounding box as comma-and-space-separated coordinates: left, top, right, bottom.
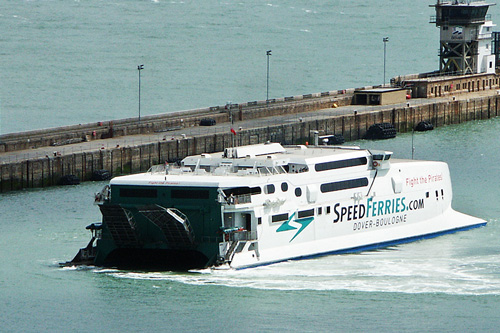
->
241, 230, 257, 241
220, 226, 257, 241
229, 230, 257, 241
94, 185, 110, 204
219, 192, 252, 205
148, 164, 198, 175
257, 165, 287, 176
230, 194, 252, 205
148, 164, 168, 174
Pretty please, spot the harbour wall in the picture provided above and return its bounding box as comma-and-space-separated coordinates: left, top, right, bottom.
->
1, 94, 498, 193
0, 90, 354, 153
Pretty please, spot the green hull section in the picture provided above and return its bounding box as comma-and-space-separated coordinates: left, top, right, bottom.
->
92, 185, 223, 270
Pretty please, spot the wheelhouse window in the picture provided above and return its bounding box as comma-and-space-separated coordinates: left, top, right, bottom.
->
171, 189, 209, 199
320, 178, 369, 193
315, 157, 367, 172
120, 188, 157, 198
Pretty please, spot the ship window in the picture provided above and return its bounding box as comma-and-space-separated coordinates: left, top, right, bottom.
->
426, 192, 429, 198
315, 157, 367, 172
320, 178, 369, 193
120, 188, 157, 198
223, 186, 261, 197
298, 209, 314, 218
258, 217, 262, 225
318, 207, 323, 215
272, 213, 289, 223
281, 182, 288, 192
265, 184, 275, 194
295, 187, 302, 197
326, 206, 331, 214
171, 189, 209, 199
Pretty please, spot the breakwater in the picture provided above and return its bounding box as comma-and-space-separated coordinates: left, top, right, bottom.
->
0, 90, 353, 153
1, 92, 499, 193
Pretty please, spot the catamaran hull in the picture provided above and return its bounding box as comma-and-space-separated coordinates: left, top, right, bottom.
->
67, 143, 486, 271
228, 209, 485, 269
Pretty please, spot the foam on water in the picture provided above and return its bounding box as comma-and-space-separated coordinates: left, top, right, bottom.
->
102, 223, 500, 295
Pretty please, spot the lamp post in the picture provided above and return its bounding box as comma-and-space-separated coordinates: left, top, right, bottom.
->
137, 64, 144, 124
383, 37, 389, 86
227, 101, 233, 125
266, 50, 272, 104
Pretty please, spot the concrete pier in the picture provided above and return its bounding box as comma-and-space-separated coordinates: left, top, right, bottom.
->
0, 90, 353, 153
1, 88, 499, 193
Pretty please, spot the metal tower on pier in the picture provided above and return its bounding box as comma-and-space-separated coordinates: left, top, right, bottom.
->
431, 0, 496, 75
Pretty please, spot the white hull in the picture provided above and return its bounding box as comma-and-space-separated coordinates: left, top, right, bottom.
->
92, 143, 485, 270
229, 207, 484, 269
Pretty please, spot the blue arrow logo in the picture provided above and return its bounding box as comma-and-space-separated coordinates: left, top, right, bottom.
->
276, 212, 314, 242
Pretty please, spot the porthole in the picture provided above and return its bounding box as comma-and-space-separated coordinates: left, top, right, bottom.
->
265, 184, 275, 194
295, 187, 302, 197
281, 182, 288, 192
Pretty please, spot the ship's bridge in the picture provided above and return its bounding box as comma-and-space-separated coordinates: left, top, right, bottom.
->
179, 143, 375, 177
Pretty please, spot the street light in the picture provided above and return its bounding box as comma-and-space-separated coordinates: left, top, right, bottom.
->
137, 64, 144, 124
383, 37, 389, 86
266, 50, 272, 104
227, 101, 233, 125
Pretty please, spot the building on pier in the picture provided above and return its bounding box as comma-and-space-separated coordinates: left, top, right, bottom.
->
394, 1, 499, 98
431, 0, 496, 75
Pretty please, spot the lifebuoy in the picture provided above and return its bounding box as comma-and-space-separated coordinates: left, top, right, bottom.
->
373, 161, 379, 167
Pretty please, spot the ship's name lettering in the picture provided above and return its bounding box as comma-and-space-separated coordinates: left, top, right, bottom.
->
352, 214, 407, 231
333, 203, 366, 223
333, 197, 424, 223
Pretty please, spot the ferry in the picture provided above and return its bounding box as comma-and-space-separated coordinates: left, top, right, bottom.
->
69, 141, 486, 270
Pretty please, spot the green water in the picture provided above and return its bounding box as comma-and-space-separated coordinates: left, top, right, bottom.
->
1, 0, 439, 134
1, 119, 500, 332
2, 1, 500, 331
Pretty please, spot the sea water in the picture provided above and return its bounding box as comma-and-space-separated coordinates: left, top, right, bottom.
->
2, 118, 500, 332
0, 0, 441, 134
1, 1, 500, 332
